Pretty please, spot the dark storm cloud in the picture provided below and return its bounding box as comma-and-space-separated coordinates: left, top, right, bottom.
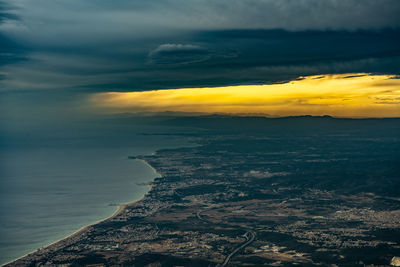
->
0, 0, 27, 68
148, 44, 211, 65
0, 0, 18, 23
0, 0, 400, 92
3, 28, 398, 92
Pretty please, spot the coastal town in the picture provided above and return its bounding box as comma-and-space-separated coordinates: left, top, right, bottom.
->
6, 124, 400, 266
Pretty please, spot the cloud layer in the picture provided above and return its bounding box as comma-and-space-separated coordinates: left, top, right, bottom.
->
0, 0, 399, 93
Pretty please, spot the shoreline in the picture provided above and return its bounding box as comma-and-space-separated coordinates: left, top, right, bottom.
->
2, 158, 159, 267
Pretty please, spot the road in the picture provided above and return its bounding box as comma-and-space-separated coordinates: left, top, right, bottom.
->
218, 230, 256, 267
196, 209, 256, 266
196, 210, 205, 221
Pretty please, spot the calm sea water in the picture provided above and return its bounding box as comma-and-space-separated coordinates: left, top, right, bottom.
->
0, 131, 188, 265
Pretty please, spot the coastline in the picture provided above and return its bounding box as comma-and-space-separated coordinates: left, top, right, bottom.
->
3, 158, 159, 267
136, 158, 162, 178
3, 121, 398, 266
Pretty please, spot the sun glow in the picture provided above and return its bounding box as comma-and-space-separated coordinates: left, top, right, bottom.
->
91, 74, 400, 118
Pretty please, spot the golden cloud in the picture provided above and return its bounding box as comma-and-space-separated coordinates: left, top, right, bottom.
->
90, 74, 400, 118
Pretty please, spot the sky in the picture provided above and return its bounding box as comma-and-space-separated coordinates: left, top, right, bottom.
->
1, 0, 400, 119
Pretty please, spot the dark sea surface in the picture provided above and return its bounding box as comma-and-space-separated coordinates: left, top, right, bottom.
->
0, 117, 192, 265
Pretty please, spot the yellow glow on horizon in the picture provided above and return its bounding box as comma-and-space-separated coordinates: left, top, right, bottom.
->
90, 73, 400, 118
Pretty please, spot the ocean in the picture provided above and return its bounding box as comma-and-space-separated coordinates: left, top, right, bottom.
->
0, 118, 191, 265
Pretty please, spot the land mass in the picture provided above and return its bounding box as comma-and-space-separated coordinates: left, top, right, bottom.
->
5, 117, 400, 266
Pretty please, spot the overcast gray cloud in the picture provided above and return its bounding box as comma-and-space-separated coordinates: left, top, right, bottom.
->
0, 0, 400, 93
2, 0, 400, 46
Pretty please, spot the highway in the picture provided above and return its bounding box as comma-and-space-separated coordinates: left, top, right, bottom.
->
196, 209, 256, 266
219, 230, 256, 267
